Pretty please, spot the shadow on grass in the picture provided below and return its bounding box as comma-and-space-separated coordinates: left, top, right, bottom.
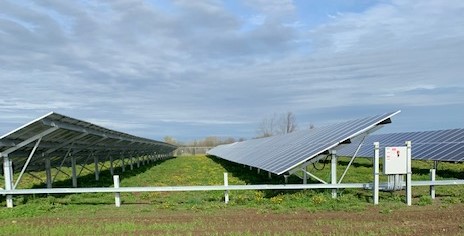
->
207, 155, 329, 198
337, 158, 373, 168
412, 166, 464, 180
17, 157, 173, 204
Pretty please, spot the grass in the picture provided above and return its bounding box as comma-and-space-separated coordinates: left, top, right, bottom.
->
1, 155, 464, 235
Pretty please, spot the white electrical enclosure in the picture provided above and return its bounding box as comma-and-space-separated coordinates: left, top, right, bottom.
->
384, 146, 407, 174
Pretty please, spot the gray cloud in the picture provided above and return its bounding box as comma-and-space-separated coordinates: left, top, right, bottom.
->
0, 0, 463, 141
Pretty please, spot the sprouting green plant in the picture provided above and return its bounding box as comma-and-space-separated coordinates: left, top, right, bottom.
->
311, 194, 327, 205
270, 195, 284, 205
417, 195, 433, 206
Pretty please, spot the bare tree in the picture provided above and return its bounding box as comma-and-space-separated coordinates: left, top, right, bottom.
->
257, 114, 277, 138
163, 136, 177, 145
257, 112, 298, 138
279, 112, 297, 134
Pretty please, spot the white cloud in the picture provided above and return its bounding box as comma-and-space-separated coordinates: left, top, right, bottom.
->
0, 0, 463, 140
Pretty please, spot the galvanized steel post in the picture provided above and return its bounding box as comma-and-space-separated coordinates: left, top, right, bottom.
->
94, 155, 100, 181
114, 175, 121, 207
224, 173, 229, 204
109, 155, 114, 176
331, 150, 337, 199
45, 155, 52, 188
406, 141, 412, 206
71, 155, 77, 188
373, 142, 380, 205
303, 166, 308, 184
430, 161, 437, 199
430, 169, 436, 199
3, 154, 14, 208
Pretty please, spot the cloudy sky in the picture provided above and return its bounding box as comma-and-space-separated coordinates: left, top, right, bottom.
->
1, 0, 463, 142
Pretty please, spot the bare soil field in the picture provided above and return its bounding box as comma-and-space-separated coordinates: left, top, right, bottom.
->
5, 204, 463, 235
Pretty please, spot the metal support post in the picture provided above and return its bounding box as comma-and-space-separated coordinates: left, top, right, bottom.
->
303, 166, 308, 184
71, 155, 77, 187
137, 155, 140, 168
14, 137, 42, 189
268, 171, 272, 179
109, 155, 114, 176
45, 155, 52, 188
94, 155, 99, 181
121, 154, 125, 172
114, 175, 121, 207
249, 166, 252, 171
338, 134, 367, 184
331, 150, 337, 199
373, 142, 380, 205
430, 168, 436, 199
284, 175, 289, 184
257, 168, 260, 174
406, 141, 412, 206
224, 173, 229, 204
129, 155, 133, 170
430, 161, 437, 199
3, 155, 14, 208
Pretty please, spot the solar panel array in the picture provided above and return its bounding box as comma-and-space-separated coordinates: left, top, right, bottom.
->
337, 129, 464, 162
207, 111, 400, 175
0, 112, 177, 172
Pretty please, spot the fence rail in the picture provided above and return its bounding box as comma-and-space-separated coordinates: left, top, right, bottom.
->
2, 175, 464, 208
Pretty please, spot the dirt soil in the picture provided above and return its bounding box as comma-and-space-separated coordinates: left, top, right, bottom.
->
24, 204, 464, 235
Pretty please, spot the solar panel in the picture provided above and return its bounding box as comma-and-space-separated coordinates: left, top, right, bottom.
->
207, 111, 400, 175
0, 112, 177, 172
337, 129, 464, 162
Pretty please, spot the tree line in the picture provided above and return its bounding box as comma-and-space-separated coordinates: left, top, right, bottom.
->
164, 111, 312, 147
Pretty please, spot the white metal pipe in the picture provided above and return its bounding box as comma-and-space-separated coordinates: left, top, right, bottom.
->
224, 173, 229, 204
3, 180, 464, 196
338, 135, 366, 184
430, 169, 436, 199
406, 141, 412, 206
331, 150, 337, 199
14, 137, 42, 189
3, 155, 14, 208
373, 142, 380, 205
114, 175, 121, 207
302, 169, 327, 184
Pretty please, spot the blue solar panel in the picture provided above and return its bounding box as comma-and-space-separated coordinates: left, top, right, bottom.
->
208, 111, 400, 175
337, 129, 464, 162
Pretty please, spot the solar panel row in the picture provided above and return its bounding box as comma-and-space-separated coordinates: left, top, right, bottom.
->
337, 129, 464, 162
208, 111, 400, 175
0, 112, 177, 172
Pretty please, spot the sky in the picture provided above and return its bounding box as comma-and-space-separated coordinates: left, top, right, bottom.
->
0, 0, 463, 142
